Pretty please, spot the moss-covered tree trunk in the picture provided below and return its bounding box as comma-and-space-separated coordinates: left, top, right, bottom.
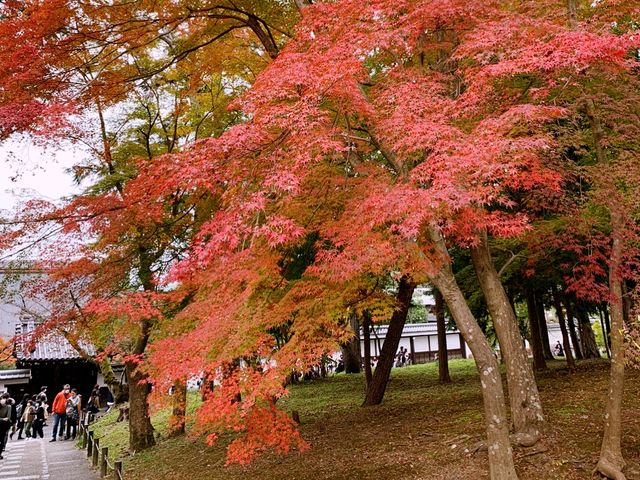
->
100, 358, 128, 404
125, 360, 155, 452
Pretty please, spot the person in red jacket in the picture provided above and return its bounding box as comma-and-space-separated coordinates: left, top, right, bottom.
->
49, 384, 70, 442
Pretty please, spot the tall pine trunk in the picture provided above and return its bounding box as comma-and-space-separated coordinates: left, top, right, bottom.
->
577, 306, 600, 359
564, 296, 583, 360
434, 288, 451, 383
525, 287, 548, 371
168, 378, 187, 437
471, 233, 543, 446
429, 226, 518, 479
536, 295, 554, 360
362, 277, 415, 406
552, 288, 576, 373
126, 361, 156, 451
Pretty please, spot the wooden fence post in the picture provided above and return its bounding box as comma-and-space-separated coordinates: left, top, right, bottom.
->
100, 447, 108, 477
114, 460, 122, 480
92, 437, 99, 467
87, 431, 93, 457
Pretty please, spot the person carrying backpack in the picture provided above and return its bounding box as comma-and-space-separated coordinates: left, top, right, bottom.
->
64, 389, 81, 440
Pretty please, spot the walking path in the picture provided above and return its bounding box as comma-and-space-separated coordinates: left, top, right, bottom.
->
0, 425, 99, 480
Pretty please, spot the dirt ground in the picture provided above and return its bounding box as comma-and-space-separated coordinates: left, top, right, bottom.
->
116, 359, 640, 480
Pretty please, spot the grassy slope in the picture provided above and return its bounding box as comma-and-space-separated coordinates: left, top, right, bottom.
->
88, 359, 640, 480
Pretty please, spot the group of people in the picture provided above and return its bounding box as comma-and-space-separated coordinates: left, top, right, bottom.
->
0, 383, 86, 459
49, 384, 82, 443
395, 346, 411, 367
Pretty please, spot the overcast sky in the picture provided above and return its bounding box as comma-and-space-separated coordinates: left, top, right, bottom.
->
0, 137, 83, 212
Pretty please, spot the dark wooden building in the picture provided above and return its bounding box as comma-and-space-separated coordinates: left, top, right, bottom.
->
12, 322, 98, 403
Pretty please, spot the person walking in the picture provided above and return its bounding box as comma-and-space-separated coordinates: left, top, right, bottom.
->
64, 389, 81, 440
0, 394, 12, 459
50, 384, 70, 442
7, 395, 17, 441
20, 399, 35, 440
32, 400, 45, 439
90, 385, 101, 410
13, 393, 30, 440
36, 387, 48, 426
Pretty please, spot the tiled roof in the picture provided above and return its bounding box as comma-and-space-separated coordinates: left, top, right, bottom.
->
15, 324, 95, 362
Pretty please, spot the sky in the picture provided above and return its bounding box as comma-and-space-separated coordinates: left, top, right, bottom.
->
0, 137, 83, 212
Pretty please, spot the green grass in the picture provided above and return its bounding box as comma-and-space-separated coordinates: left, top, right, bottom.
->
84, 359, 640, 480
88, 391, 202, 462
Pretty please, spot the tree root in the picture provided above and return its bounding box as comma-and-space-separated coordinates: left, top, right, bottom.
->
470, 431, 540, 455
510, 431, 540, 448
595, 458, 626, 480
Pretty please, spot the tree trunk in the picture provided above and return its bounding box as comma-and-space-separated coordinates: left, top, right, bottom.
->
585, 95, 626, 479
525, 288, 548, 371
552, 288, 576, 373
125, 361, 156, 451
596, 220, 626, 479
362, 277, 415, 406
429, 226, 518, 480
564, 297, 583, 360
577, 307, 600, 359
536, 294, 554, 360
200, 371, 214, 402
434, 288, 451, 384
471, 234, 544, 446
341, 313, 362, 374
363, 312, 373, 387
168, 378, 187, 438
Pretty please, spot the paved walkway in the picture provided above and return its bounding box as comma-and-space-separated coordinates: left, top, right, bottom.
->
0, 425, 99, 480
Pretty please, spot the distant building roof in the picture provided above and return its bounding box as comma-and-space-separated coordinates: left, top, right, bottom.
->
365, 322, 460, 338
0, 369, 31, 382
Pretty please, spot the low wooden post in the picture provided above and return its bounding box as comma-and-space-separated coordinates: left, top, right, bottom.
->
87, 431, 93, 457
92, 437, 99, 467
114, 460, 122, 480
100, 447, 108, 477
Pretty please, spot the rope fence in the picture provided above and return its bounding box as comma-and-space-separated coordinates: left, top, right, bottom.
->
78, 412, 124, 480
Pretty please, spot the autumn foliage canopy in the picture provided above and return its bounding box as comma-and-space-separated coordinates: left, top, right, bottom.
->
1, 0, 640, 472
